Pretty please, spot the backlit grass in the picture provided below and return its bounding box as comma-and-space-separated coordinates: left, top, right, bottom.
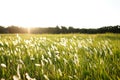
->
0, 33, 120, 80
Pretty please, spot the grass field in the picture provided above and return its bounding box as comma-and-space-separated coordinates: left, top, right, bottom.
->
0, 33, 120, 80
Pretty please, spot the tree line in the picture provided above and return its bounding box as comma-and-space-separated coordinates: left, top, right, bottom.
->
0, 25, 120, 34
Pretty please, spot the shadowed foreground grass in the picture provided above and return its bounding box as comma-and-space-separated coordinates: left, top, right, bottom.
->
0, 33, 120, 80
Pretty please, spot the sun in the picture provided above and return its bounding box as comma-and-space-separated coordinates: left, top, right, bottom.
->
27, 27, 31, 34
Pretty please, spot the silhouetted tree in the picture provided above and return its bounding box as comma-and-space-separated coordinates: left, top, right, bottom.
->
61, 26, 68, 33
0, 25, 119, 34
68, 26, 74, 33
0, 26, 6, 33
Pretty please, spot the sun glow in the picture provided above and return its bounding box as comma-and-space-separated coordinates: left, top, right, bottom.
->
27, 28, 31, 34
0, 0, 120, 28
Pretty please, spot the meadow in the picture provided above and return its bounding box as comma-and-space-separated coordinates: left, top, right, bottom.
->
0, 33, 120, 80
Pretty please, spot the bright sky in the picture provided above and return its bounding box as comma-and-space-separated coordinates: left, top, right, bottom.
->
0, 0, 120, 28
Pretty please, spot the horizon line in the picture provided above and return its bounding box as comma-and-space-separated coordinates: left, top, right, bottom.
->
0, 24, 120, 29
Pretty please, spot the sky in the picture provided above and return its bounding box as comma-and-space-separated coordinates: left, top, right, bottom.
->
0, 0, 120, 28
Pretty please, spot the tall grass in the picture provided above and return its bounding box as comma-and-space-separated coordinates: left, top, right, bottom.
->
0, 34, 120, 80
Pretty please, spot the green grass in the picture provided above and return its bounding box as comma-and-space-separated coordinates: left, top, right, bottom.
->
0, 33, 120, 80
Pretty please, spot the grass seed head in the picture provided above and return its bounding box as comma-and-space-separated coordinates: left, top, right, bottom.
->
44, 75, 49, 80
13, 75, 19, 80
35, 63, 41, 67
30, 57, 35, 61
1, 63, 6, 68
25, 73, 36, 80
1, 78, 5, 80
58, 69, 62, 76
